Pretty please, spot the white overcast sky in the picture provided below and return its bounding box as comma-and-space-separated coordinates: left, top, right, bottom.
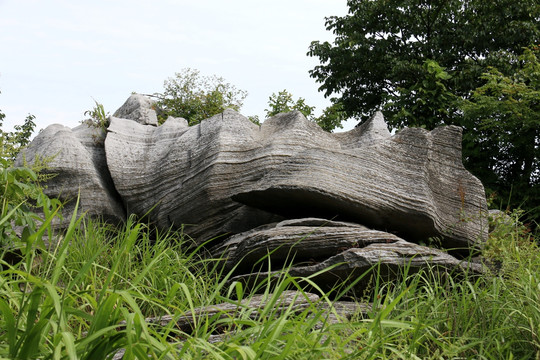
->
0, 0, 357, 132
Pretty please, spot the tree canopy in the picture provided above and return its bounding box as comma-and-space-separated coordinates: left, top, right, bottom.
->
264, 90, 315, 119
308, 0, 540, 125
462, 47, 540, 214
264, 90, 346, 132
0, 91, 36, 164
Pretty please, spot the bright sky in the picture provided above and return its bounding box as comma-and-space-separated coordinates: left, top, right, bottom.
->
0, 0, 357, 133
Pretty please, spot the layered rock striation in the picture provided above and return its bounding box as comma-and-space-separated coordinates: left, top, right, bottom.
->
105, 104, 487, 250
15, 123, 125, 225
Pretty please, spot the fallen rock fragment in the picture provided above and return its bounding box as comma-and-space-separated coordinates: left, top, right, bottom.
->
111, 290, 369, 359
112, 93, 159, 126
230, 239, 485, 295
210, 218, 403, 274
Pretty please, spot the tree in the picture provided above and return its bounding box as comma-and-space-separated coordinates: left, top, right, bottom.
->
308, 0, 540, 126
156, 68, 248, 126
462, 47, 540, 214
386, 59, 459, 130
315, 101, 346, 132
0, 91, 36, 164
264, 90, 346, 132
264, 90, 315, 119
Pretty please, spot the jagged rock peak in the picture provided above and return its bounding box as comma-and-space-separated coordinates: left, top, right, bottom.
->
334, 111, 391, 149
112, 93, 159, 126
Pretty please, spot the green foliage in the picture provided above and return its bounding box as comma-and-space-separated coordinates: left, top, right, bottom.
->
462, 47, 540, 216
82, 99, 110, 129
157, 68, 248, 126
0, 160, 61, 251
386, 59, 459, 130
264, 89, 315, 119
315, 100, 345, 132
1, 196, 540, 358
308, 0, 540, 123
265, 90, 346, 132
0, 90, 37, 164
247, 115, 261, 126
0, 113, 36, 164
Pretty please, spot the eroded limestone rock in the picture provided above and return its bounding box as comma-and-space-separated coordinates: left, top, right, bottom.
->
112, 93, 159, 126
105, 107, 487, 249
16, 94, 490, 299
15, 123, 125, 225
209, 218, 403, 274
230, 237, 484, 295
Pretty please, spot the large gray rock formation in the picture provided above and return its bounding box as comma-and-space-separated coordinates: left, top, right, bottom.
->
16, 94, 489, 294
105, 107, 487, 250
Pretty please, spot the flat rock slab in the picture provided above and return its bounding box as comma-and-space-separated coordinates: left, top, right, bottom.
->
210, 218, 404, 274
105, 108, 487, 249
230, 239, 484, 294
112, 290, 369, 359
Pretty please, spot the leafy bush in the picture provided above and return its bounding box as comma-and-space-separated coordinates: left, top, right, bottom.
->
82, 99, 110, 129
0, 113, 36, 164
156, 68, 248, 126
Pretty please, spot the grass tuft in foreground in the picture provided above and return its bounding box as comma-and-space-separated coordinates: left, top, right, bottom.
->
0, 189, 539, 359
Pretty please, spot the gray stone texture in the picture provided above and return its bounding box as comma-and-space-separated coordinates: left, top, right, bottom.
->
105, 106, 487, 249
230, 237, 484, 295
112, 93, 159, 126
17, 95, 489, 292
15, 123, 125, 225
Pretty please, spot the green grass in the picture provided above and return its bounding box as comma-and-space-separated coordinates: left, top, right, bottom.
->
1, 200, 539, 359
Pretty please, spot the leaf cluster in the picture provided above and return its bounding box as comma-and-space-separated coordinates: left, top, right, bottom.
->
308, 0, 540, 123
265, 90, 346, 132
0, 112, 36, 165
0, 159, 62, 258
461, 47, 540, 215
82, 99, 110, 129
264, 89, 315, 119
156, 68, 248, 126
385, 59, 460, 130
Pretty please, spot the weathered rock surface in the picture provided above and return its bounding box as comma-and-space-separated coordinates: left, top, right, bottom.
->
112, 93, 159, 126
105, 111, 284, 241
15, 93, 491, 303
15, 123, 125, 225
210, 218, 404, 274
230, 236, 484, 294
105, 107, 487, 249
